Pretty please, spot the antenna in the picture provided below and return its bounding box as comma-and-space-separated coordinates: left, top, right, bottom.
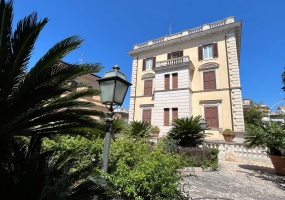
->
169, 21, 172, 35
79, 54, 84, 64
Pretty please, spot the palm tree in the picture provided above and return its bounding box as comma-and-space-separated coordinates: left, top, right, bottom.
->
126, 121, 153, 138
168, 116, 204, 147
0, 0, 104, 141
0, 0, 108, 198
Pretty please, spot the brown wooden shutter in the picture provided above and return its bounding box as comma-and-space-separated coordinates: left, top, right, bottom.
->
144, 80, 152, 95
209, 71, 216, 89
143, 59, 146, 71
164, 108, 170, 126
172, 73, 178, 89
213, 43, 218, 58
142, 109, 151, 124
204, 107, 219, 128
179, 50, 183, 57
203, 71, 216, 90
165, 74, 170, 90
198, 46, 203, 61
172, 108, 178, 121
167, 53, 171, 60
203, 72, 209, 90
152, 57, 156, 69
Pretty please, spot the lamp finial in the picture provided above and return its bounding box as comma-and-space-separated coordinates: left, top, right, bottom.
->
113, 65, 120, 71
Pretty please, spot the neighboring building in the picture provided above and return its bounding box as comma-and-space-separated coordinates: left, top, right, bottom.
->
128, 17, 245, 139
242, 98, 253, 113
71, 73, 108, 117
114, 107, 129, 122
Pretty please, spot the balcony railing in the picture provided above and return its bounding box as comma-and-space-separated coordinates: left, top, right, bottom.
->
134, 17, 235, 50
156, 56, 190, 68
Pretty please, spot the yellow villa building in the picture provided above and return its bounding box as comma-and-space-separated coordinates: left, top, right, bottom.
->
128, 17, 245, 140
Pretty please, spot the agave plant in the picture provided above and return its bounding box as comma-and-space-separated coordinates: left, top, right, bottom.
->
168, 116, 204, 147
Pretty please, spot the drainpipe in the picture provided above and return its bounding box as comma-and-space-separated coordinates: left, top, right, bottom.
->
225, 36, 234, 131
132, 56, 139, 121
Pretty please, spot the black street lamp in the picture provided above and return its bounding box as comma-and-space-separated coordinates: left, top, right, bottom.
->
97, 65, 132, 172
200, 118, 207, 146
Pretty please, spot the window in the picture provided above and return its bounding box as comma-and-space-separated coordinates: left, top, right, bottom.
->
172, 73, 178, 89
165, 74, 170, 90
204, 106, 219, 128
167, 50, 183, 59
164, 108, 170, 126
144, 80, 152, 96
143, 57, 156, 71
198, 43, 218, 61
172, 108, 178, 121
142, 109, 151, 124
203, 45, 213, 59
203, 71, 216, 90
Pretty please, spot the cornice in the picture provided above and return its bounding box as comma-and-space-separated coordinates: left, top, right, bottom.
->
129, 17, 241, 58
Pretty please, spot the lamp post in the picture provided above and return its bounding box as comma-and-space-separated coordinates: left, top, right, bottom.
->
97, 65, 132, 172
200, 118, 207, 147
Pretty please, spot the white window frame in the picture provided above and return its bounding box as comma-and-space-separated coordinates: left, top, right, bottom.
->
145, 58, 153, 70
203, 44, 213, 60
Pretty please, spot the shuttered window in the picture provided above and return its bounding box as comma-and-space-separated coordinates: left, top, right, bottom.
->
167, 50, 183, 59
172, 73, 178, 89
144, 80, 152, 95
198, 43, 218, 61
172, 108, 178, 121
204, 107, 219, 128
203, 71, 216, 90
143, 57, 156, 71
165, 74, 170, 90
142, 109, 151, 124
164, 108, 170, 126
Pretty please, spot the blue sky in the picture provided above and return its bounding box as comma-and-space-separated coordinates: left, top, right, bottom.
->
14, 0, 285, 110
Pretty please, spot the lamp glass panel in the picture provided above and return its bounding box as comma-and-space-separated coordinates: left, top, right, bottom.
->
100, 80, 115, 103
114, 80, 128, 105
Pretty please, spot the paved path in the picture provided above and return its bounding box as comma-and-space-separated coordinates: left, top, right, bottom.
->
181, 160, 285, 200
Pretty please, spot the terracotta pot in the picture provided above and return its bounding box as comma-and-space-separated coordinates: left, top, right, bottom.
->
269, 154, 285, 175
222, 134, 234, 142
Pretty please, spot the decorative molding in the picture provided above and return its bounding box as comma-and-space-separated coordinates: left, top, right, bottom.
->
155, 87, 190, 93
200, 100, 222, 104
129, 17, 241, 57
198, 62, 219, 71
141, 72, 155, 80
140, 104, 154, 108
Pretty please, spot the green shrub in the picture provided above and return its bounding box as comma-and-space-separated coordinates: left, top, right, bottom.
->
107, 136, 186, 199
179, 147, 219, 169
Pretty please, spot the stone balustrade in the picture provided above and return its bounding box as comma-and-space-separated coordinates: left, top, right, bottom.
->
156, 56, 190, 68
206, 141, 270, 164
134, 17, 234, 50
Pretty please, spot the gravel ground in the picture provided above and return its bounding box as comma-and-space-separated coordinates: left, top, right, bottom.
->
180, 160, 285, 200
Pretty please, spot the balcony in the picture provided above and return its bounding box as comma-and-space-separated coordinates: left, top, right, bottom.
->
155, 56, 194, 71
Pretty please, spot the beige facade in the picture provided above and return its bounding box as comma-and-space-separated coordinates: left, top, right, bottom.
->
128, 17, 245, 140
72, 74, 108, 117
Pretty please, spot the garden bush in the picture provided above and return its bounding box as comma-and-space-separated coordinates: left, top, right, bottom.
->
179, 147, 219, 169
106, 136, 186, 199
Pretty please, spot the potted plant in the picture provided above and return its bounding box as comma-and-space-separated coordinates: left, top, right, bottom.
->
152, 126, 160, 137
222, 129, 235, 142
244, 122, 285, 175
